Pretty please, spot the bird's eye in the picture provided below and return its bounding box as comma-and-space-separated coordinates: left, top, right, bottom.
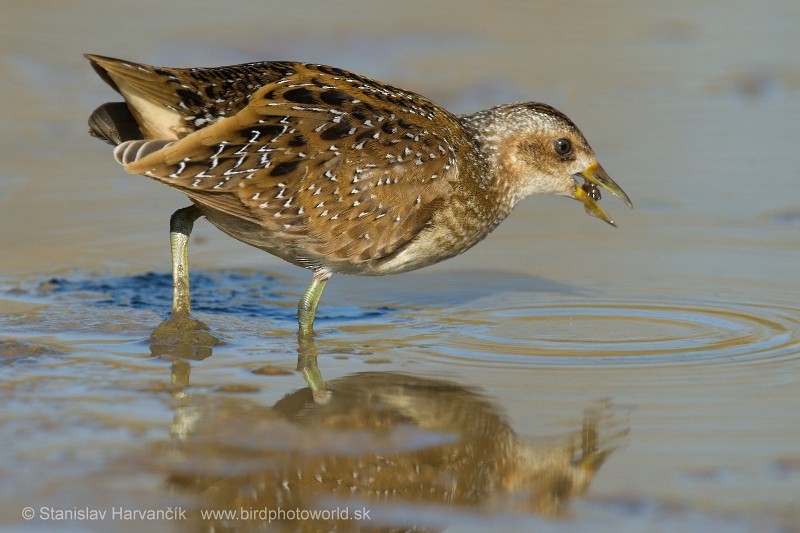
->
553, 138, 573, 158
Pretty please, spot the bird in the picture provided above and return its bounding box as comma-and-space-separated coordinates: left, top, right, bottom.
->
165, 372, 621, 524
85, 53, 632, 337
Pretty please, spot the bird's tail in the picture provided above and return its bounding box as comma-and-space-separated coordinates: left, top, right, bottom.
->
88, 102, 143, 146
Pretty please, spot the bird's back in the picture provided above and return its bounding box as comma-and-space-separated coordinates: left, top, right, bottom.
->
86, 54, 301, 142
86, 55, 488, 275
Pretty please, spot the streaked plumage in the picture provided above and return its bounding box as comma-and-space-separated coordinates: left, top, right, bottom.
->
86, 54, 631, 335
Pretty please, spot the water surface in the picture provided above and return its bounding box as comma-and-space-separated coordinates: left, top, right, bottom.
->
1, 1, 799, 531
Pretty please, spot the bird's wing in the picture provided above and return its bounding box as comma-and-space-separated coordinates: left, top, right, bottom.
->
86, 53, 303, 140
125, 63, 467, 264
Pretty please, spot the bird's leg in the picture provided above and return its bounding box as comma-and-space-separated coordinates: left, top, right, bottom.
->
296, 333, 330, 403
149, 205, 221, 358
297, 269, 331, 337
169, 205, 202, 316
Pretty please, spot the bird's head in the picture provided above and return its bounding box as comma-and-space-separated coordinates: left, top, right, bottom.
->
467, 102, 632, 226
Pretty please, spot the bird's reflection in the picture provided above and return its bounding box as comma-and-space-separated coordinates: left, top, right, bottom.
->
152, 324, 627, 532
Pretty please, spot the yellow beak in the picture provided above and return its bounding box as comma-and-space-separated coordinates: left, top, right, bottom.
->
572, 162, 633, 227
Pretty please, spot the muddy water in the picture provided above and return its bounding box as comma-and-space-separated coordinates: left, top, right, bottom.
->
1, 1, 799, 531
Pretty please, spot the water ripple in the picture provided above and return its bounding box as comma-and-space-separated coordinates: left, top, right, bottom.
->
434, 298, 800, 368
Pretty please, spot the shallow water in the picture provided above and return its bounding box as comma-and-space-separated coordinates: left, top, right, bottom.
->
2, 1, 799, 531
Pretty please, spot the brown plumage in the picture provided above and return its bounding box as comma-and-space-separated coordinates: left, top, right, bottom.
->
165, 372, 624, 528
86, 54, 631, 334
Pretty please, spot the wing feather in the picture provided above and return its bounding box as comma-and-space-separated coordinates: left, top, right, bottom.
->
123, 63, 465, 268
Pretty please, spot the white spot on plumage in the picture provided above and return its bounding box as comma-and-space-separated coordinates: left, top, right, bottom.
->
169, 161, 186, 178
211, 143, 227, 158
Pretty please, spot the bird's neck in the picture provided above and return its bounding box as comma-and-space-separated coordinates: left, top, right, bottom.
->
457, 110, 527, 224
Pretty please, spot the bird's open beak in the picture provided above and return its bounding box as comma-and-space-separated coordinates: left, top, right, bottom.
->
572, 162, 633, 227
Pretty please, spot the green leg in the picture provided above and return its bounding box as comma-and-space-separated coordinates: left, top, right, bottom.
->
297, 269, 331, 336
296, 333, 329, 403
169, 205, 202, 316
149, 205, 220, 358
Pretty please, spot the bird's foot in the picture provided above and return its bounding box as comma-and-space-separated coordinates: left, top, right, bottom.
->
148, 313, 224, 360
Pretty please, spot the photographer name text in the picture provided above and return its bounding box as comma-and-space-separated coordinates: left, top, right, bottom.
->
24, 506, 186, 521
